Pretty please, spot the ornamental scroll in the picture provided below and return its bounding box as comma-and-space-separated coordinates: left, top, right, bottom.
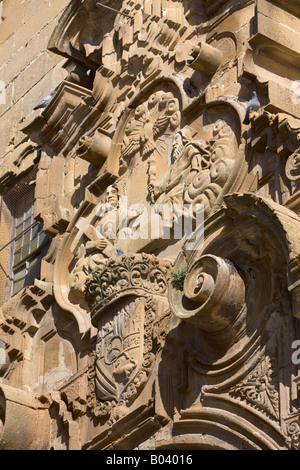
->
161, 194, 300, 449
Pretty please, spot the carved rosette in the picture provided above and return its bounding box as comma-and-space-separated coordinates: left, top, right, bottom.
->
85, 254, 172, 423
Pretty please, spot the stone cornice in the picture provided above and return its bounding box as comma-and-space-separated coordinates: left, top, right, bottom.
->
22, 80, 93, 155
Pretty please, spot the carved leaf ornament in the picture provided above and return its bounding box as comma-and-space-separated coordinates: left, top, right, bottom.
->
85, 253, 172, 315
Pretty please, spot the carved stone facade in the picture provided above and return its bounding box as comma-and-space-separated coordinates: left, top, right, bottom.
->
0, 0, 300, 450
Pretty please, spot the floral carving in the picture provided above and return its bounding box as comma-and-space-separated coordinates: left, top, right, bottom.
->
285, 419, 300, 450
229, 356, 279, 421
85, 253, 172, 313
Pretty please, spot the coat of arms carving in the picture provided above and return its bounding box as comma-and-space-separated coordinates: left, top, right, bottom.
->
85, 254, 171, 423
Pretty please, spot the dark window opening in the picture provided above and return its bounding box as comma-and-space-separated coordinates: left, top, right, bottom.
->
1, 169, 50, 299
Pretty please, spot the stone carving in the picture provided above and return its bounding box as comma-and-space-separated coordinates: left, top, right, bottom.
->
286, 150, 300, 185
187, 42, 223, 77
119, 91, 181, 175
85, 253, 172, 313
229, 356, 279, 421
285, 417, 300, 450
150, 119, 237, 225
49, 0, 189, 74
2, 0, 300, 452
171, 254, 245, 332
69, 184, 122, 299
77, 128, 112, 167
162, 194, 300, 449
184, 119, 236, 216
87, 296, 155, 423
85, 254, 172, 423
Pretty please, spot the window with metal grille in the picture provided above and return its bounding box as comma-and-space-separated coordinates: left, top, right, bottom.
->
1, 169, 49, 299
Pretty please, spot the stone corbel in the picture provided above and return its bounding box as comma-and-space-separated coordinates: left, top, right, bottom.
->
77, 128, 112, 166
22, 81, 93, 155
246, 111, 300, 156
187, 43, 223, 77
92, 69, 115, 111
0, 384, 50, 450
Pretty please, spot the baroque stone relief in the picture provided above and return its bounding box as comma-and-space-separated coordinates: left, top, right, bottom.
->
84, 253, 172, 425
51, 76, 242, 337
162, 193, 300, 449
2, 0, 300, 451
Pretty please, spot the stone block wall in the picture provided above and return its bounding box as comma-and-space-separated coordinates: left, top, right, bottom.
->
0, 0, 69, 305
0, 0, 69, 161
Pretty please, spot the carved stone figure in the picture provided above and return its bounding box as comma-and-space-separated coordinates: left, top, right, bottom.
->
184, 120, 236, 216
119, 91, 181, 174
148, 119, 237, 232
69, 184, 122, 298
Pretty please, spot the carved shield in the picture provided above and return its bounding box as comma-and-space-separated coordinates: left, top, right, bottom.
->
94, 297, 147, 402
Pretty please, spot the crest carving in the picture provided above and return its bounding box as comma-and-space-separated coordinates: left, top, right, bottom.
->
85, 254, 172, 423
85, 253, 172, 315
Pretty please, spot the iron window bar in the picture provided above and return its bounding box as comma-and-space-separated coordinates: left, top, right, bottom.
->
96, 2, 132, 18
0, 220, 41, 254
